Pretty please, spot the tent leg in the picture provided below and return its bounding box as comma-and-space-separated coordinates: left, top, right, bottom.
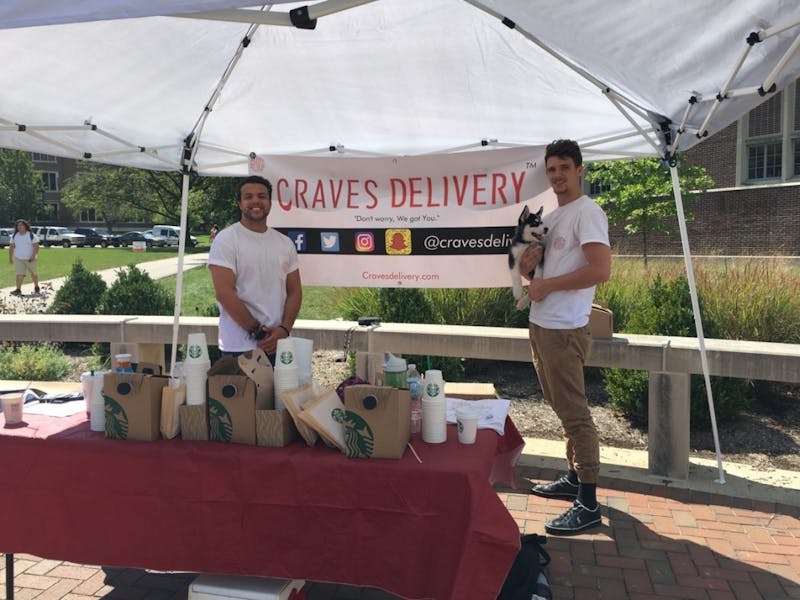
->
668, 164, 726, 484
169, 171, 191, 376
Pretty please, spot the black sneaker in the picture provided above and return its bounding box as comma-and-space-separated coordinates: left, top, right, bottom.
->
545, 501, 601, 535
34, 286, 41, 295
530, 475, 578, 500
10, 288, 22, 296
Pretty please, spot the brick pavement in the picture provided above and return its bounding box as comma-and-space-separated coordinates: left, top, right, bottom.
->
3, 463, 799, 599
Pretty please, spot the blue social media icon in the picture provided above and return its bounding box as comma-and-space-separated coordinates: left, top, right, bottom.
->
288, 231, 307, 252
320, 232, 340, 252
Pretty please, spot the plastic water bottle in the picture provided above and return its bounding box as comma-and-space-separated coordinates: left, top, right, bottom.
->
407, 363, 423, 435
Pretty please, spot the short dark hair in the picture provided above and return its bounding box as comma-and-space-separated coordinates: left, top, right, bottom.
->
545, 139, 582, 167
236, 175, 273, 201
15, 219, 31, 231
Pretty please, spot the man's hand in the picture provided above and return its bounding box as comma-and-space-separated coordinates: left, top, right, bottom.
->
518, 244, 543, 281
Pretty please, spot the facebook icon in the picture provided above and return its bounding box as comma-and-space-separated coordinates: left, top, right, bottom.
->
288, 231, 306, 252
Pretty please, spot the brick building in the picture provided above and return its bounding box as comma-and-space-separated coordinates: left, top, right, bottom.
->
608, 79, 800, 257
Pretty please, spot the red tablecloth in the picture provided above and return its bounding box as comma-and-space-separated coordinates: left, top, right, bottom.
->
1, 413, 523, 600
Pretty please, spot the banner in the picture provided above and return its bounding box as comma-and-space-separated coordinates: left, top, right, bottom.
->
251, 147, 555, 288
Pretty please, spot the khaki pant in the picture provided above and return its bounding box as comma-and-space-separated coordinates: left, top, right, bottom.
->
13, 256, 37, 277
529, 323, 599, 483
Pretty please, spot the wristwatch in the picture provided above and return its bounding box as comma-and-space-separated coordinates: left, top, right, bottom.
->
248, 325, 267, 341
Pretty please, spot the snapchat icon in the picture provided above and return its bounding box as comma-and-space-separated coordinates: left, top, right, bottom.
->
385, 229, 412, 255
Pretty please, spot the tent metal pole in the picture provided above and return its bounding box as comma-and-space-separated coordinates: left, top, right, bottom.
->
668, 164, 726, 484
169, 170, 191, 378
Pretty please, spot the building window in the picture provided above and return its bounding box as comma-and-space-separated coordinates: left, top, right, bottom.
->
747, 141, 782, 179
41, 171, 59, 191
79, 209, 97, 222
30, 153, 57, 162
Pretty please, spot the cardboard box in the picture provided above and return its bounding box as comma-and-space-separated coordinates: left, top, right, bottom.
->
589, 303, 614, 339
342, 385, 411, 459
103, 372, 169, 441
189, 574, 306, 600
255, 408, 298, 447
207, 356, 257, 445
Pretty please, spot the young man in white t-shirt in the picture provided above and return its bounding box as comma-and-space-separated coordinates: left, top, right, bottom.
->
8, 219, 41, 296
207, 176, 302, 362
519, 139, 611, 535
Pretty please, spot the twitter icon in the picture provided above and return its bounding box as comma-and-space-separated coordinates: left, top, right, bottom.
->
320, 232, 340, 252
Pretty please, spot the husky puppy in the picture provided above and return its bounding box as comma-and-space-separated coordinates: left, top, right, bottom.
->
508, 205, 547, 310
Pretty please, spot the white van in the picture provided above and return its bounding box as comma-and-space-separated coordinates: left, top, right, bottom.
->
151, 225, 198, 247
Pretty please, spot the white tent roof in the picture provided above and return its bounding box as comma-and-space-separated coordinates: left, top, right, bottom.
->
2, 1, 800, 174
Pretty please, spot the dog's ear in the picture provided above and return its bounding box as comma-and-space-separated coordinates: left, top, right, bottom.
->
535, 205, 544, 217
518, 205, 530, 224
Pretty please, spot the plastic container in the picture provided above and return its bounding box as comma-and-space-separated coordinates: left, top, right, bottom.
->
382, 352, 407, 389
114, 353, 133, 373
407, 363, 422, 435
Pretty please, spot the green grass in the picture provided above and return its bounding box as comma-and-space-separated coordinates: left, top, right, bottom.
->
0, 245, 207, 289
158, 267, 353, 320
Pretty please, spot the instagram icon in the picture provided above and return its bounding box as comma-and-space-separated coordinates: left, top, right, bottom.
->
355, 232, 375, 252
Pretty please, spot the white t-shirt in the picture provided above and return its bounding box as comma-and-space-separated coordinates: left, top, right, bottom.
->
207, 222, 300, 352
530, 195, 609, 329
11, 230, 40, 260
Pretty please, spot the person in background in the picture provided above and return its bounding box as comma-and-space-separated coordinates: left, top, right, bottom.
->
209, 223, 219, 243
207, 176, 301, 361
8, 219, 41, 296
519, 139, 611, 535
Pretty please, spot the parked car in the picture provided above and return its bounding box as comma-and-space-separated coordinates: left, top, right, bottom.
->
140, 229, 169, 247
74, 227, 121, 248
0, 228, 11, 248
117, 231, 154, 248
32, 226, 86, 248
151, 225, 198, 247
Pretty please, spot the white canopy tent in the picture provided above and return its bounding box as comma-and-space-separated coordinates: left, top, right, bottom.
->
3, 0, 800, 482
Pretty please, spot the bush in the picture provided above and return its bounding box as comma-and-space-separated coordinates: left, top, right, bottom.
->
0, 343, 71, 380
603, 274, 749, 429
97, 264, 175, 315
48, 259, 107, 314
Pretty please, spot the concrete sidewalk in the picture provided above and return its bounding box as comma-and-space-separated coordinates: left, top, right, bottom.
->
1, 253, 210, 301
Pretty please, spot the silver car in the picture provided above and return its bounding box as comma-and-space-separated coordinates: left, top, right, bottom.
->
0, 228, 11, 248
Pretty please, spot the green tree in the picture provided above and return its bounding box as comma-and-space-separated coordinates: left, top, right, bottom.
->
60, 162, 238, 233
0, 149, 43, 223
585, 156, 713, 264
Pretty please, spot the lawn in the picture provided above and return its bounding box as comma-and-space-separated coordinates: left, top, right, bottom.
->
158, 267, 352, 320
0, 244, 209, 289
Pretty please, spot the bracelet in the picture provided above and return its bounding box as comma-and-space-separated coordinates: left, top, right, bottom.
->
278, 325, 291, 337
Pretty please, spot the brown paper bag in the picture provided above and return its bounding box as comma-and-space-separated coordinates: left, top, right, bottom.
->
160, 384, 186, 439
342, 385, 410, 459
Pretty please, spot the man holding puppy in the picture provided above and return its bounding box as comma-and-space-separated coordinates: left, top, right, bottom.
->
519, 139, 610, 535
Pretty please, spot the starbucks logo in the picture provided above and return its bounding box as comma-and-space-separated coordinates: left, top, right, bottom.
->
426, 382, 441, 398
188, 344, 202, 359
458, 421, 464, 433
104, 396, 129, 440
280, 350, 294, 365
208, 398, 233, 442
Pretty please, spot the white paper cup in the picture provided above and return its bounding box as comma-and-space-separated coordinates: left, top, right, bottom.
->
184, 360, 210, 405
456, 406, 480, 444
275, 337, 296, 367
421, 397, 447, 443
185, 333, 210, 364
290, 336, 313, 374
1, 393, 24, 426
423, 371, 445, 401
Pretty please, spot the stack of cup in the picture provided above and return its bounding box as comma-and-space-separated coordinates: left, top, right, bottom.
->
81, 370, 106, 432
273, 337, 299, 409
421, 369, 447, 444
290, 336, 314, 385
184, 333, 211, 405
1, 392, 24, 426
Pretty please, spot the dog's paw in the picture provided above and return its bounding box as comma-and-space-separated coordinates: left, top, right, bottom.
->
515, 296, 531, 310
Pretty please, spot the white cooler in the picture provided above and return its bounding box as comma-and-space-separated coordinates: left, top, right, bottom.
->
188, 575, 306, 600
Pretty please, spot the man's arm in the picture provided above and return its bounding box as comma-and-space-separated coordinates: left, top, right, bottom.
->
261, 269, 303, 354
30, 241, 39, 260
208, 264, 261, 332
528, 242, 611, 302
8, 242, 14, 264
